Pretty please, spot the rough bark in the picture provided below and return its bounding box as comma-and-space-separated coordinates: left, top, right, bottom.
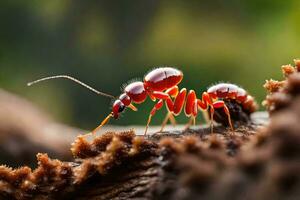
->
0, 59, 300, 200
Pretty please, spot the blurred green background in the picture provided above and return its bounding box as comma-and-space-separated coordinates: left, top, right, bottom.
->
0, 1, 299, 129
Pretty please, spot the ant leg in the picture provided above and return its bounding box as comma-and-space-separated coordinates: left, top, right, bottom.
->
164, 85, 178, 127
172, 88, 187, 115
209, 106, 215, 133
128, 103, 138, 111
152, 88, 186, 115
150, 88, 186, 134
165, 86, 179, 98
145, 100, 164, 135
184, 116, 196, 130
169, 113, 177, 126
201, 110, 210, 124
212, 101, 234, 131
184, 90, 198, 130
84, 113, 113, 137
223, 105, 234, 131
160, 112, 171, 132
159, 112, 177, 132
196, 92, 217, 133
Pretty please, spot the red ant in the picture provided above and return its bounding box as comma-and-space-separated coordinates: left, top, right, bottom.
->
27, 67, 257, 135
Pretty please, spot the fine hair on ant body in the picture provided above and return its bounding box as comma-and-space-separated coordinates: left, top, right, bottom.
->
27, 67, 257, 136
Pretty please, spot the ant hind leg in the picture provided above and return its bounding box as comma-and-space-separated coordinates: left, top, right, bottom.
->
212, 101, 234, 133
223, 104, 234, 131
201, 109, 210, 124
209, 106, 215, 133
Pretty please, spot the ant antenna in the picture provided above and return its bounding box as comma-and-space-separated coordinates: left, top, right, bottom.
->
27, 75, 115, 99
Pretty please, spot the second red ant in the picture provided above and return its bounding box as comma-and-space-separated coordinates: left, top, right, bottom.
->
28, 67, 257, 135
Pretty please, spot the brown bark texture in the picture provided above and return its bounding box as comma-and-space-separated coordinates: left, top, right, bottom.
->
0, 59, 300, 200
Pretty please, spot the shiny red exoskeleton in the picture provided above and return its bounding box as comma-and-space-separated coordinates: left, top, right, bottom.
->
207, 83, 257, 114
109, 67, 257, 134
28, 67, 257, 135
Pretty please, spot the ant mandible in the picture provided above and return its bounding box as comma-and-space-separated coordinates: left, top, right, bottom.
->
28, 67, 257, 135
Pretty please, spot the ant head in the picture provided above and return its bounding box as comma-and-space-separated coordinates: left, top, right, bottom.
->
112, 100, 125, 119
112, 93, 131, 119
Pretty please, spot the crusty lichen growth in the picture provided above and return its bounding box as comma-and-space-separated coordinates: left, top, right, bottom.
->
0, 131, 158, 199
71, 131, 158, 183
0, 153, 73, 199
263, 79, 286, 93
263, 59, 300, 113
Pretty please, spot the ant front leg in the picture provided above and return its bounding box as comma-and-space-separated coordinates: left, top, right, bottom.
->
82, 113, 113, 137
148, 88, 186, 134
145, 99, 164, 135
211, 100, 234, 132
160, 113, 169, 132
159, 112, 177, 133
159, 86, 179, 132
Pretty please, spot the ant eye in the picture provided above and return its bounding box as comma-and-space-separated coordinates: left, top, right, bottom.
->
118, 104, 125, 112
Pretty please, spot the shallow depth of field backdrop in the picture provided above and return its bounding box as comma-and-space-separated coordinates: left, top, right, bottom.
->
0, 1, 299, 129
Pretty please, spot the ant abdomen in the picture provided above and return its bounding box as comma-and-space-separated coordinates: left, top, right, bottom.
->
207, 83, 258, 126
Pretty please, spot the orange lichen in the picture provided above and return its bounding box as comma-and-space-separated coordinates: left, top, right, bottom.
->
264, 59, 300, 112
263, 79, 285, 93
281, 64, 295, 77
